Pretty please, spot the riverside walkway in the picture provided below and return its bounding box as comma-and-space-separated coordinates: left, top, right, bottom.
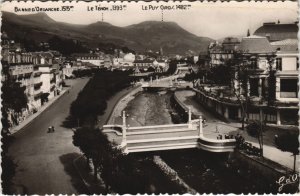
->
103, 110, 236, 154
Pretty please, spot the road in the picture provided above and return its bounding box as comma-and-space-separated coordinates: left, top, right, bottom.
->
8, 78, 89, 194
8, 78, 141, 194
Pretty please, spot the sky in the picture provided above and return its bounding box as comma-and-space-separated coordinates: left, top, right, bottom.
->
1, 1, 298, 39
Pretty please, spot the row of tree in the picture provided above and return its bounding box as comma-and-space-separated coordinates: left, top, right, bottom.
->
73, 127, 158, 193
1, 77, 29, 194
70, 70, 163, 193
70, 70, 133, 126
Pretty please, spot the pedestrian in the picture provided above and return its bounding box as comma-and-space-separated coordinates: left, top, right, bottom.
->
215, 125, 219, 133
52, 126, 55, 132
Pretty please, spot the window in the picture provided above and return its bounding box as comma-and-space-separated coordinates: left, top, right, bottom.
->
276, 58, 282, 70
250, 59, 257, 69
280, 79, 298, 98
249, 78, 259, 96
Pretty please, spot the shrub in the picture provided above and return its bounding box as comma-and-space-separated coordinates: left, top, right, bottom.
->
246, 121, 261, 137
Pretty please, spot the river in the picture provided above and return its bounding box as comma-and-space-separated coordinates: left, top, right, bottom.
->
115, 90, 282, 194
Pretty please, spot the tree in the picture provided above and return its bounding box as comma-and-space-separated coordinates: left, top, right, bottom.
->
1, 79, 28, 131
207, 64, 231, 86
166, 60, 177, 75
100, 142, 123, 193
72, 127, 112, 181
246, 121, 264, 155
48, 36, 88, 55
184, 72, 197, 86
1, 78, 28, 193
274, 133, 299, 172
259, 53, 276, 156
230, 53, 255, 130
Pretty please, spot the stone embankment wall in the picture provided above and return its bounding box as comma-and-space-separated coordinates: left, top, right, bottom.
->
153, 156, 197, 194
171, 92, 189, 122
106, 85, 142, 125
228, 151, 295, 183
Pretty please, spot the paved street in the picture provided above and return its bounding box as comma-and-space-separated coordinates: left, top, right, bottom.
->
175, 90, 299, 171
8, 78, 141, 194
8, 78, 90, 194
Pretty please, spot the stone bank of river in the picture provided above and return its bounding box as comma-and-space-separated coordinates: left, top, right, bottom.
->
113, 90, 284, 194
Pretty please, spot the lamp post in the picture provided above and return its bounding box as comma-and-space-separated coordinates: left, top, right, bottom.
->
188, 107, 192, 128
121, 111, 127, 145
199, 115, 203, 137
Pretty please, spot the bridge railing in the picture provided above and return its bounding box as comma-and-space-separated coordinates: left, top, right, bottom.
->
127, 123, 189, 131
103, 124, 124, 133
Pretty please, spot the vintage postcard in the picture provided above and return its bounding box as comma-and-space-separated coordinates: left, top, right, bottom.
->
1, 0, 299, 195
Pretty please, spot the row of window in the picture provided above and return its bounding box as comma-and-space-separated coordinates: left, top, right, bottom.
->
79, 57, 102, 60
210, 54, 234, 59
276, 57, 299, 71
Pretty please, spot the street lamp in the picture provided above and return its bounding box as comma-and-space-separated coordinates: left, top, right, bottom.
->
121, 111, 129, 146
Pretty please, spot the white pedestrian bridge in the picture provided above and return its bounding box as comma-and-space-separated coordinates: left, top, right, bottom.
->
103, 111, 236, 154
140, 75, 193, 90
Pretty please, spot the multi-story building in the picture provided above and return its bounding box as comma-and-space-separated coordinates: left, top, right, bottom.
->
8, 64, 43, 111
133, 59, 155, 71
271, 39, 298, 125
237, 35, 275, 98
208, 37, 240, 68
73, 53, 105, 68
195, 25, 299, 126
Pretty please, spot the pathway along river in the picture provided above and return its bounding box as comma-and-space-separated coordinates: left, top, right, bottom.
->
115, 90, 278, 194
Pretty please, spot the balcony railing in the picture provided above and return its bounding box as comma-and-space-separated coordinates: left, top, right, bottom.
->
34, 92, 43, 100
34, 82, 43, 90
280, 92, 297, 98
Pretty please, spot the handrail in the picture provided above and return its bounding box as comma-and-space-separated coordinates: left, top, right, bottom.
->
127, 123, 189, 130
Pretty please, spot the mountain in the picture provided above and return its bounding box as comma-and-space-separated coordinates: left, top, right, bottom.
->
2, 12, 213, 55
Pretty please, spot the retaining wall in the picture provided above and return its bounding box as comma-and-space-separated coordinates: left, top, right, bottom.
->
227, 151, 297, 192
106, 85, 142, 125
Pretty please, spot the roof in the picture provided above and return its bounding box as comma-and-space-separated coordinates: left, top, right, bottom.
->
238, 36, 274, 53
72, 53, 102, 58
32, 52, 54, 59
223, 37, 240, 44
133, 59, 154, 63
82, 62, 100, 67
254, 22, 298, 42
270, 39, 298, 52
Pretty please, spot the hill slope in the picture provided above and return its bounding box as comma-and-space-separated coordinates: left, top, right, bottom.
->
2, 12, 213, 55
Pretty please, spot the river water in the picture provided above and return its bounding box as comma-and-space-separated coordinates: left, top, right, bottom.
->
119, 90, 282, 194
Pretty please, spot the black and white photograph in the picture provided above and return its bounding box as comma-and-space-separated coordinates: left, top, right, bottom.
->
1, 0, 299, 194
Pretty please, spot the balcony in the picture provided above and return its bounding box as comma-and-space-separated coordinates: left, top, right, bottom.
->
34, 92, 43, 100
50, 85, 56, 92
50, 77, 56, 84
34, 82, 43, 90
